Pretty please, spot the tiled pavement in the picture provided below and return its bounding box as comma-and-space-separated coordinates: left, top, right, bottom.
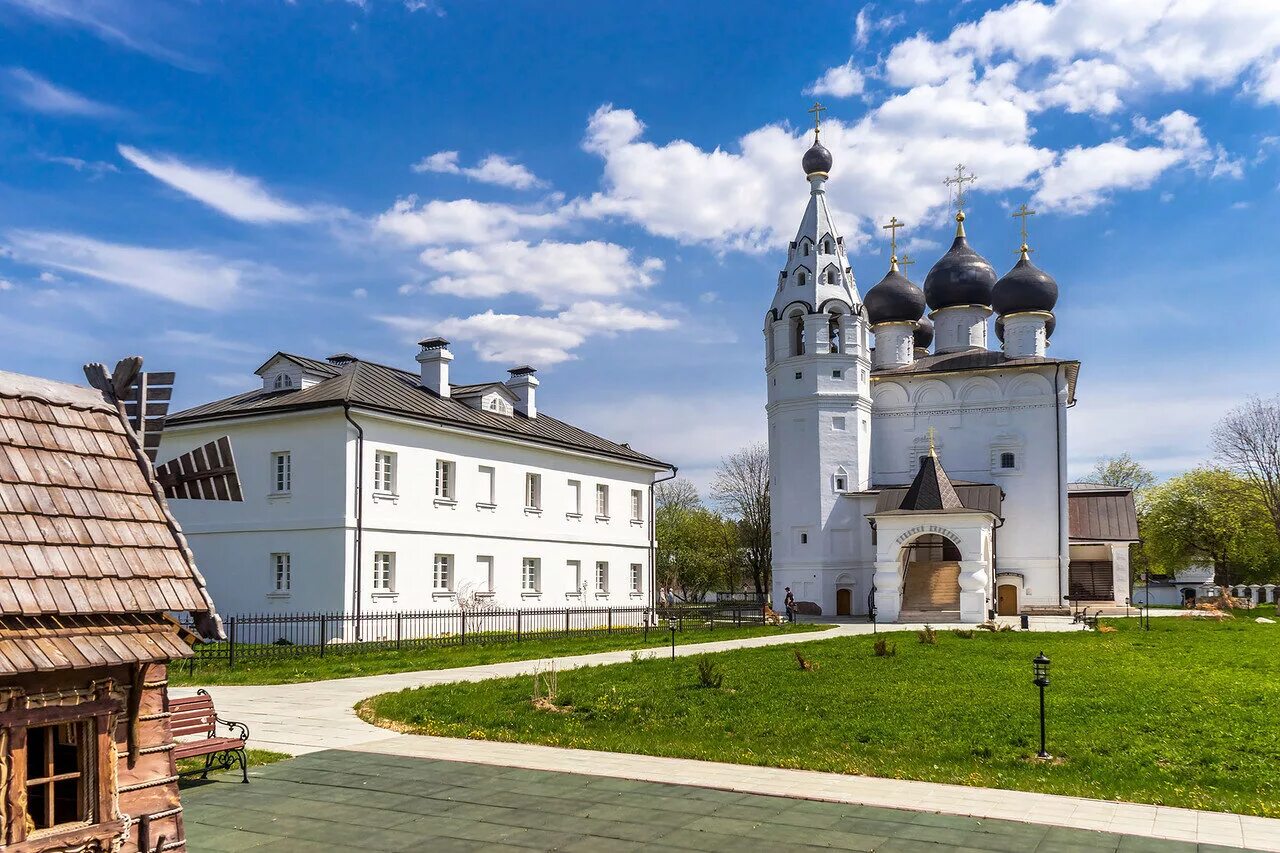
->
183, 751, 1260, 853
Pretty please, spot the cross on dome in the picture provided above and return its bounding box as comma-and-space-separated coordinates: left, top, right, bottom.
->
1012, 203, 1037, 258
882, 216, 905, 267
807, 101, 826, 139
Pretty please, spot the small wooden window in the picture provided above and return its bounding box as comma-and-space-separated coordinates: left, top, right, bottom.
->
26, 722, 90, 833
1000, 452, 1016, 469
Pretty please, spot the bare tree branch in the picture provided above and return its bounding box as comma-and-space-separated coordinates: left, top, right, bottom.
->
710, 442, 771, 597
1212, 395, 1280, 546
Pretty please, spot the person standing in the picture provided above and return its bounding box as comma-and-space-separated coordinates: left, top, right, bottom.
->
784, 586, 796, 623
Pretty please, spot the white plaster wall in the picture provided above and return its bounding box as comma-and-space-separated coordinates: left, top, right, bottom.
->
159, 406, 660, 616
869, 364, 1069, 609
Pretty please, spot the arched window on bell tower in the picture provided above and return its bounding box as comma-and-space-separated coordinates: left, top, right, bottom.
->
791, 314, 805, 356
828, 314, 842, 354
797, 270, 807, 287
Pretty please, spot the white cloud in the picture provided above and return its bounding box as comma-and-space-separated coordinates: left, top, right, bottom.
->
1036, 140, 1180, 213
699, 291, 719, 304
118, 145, 314, 224
416, 240, 663, 308
375, 196, 564, 245
412, 150, 545, 189
854, 6, 905, 49
6, 230, 243, 308
377, 300, 676, 367
155, 329, 260, 361
40, 154, 119, 177
0, 279, 12, 291
352, 287, 368, 298
2, 0, 198, 68
38, 271, 60, 283
3, 68, 122, 118
804, 60, 865, 99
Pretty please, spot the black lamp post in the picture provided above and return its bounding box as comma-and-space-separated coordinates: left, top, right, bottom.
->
668, 617, 678, 660
1032, 652, 1051, 759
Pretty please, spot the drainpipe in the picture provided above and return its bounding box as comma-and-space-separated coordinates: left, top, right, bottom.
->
343, 405, 365, 640
1053, 364, 1076, 609
650, 467, 678, 613
990, 512, 1005, 618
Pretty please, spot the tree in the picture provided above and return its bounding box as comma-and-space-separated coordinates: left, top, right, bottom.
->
710, 443, 771, 598
1088, 452, 1156, 496
1141, 468, 1279, 585
1212, 395, 1280, 547
655, 504, 733, 602
655, 477, 702, 513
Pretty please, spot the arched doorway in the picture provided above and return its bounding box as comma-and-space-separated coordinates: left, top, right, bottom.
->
900, 534, 961, 613
836, 587, 852, 616
996, 584, 1018, 615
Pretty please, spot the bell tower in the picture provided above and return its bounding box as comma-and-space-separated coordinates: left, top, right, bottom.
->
764, 104, 872, 614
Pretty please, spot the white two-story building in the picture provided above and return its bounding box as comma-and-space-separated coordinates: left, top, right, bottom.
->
158, 340, 672, 617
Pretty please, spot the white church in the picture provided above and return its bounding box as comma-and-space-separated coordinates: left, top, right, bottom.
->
766, 120, 1138, 623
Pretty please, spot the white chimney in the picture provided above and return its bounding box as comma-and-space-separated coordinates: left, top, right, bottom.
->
505, 365, 538, 418
416, 337, 453, 398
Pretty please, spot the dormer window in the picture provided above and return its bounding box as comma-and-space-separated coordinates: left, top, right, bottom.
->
802, 242, 810, 257
823, 239, 833, 254
827, 269, 836, 285
797, 271, 807, 287
274, 373, 293, 390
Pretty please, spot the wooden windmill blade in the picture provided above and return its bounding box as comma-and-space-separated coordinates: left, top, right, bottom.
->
122, 370, 175, 462
154, 435, 244, 501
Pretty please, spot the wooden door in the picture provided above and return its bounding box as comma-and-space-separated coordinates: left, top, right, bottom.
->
996, 584, 1018, 616
836, 588, 851, 616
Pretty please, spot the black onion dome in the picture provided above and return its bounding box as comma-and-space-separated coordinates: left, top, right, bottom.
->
914, 315, 934, 350
995, 313, 1055, 344
864, 268, 926, 325
992, 255, 1058, 315
923, 232, 997, 310
803, 141, 833, 175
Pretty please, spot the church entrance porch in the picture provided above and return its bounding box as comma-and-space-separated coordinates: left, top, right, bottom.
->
899, 534, 962, 617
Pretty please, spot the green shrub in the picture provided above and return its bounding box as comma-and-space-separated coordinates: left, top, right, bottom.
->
918, 625, 938, 645
952, 629, 975, 639
873, 637, 896, 657
695, 654, 724, 689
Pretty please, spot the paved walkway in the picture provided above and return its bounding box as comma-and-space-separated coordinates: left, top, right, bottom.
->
178, 621, 1280, 851
183, 751, 1261, 852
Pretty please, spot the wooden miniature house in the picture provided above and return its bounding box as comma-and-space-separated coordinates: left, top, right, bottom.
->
0, 367, 221, 852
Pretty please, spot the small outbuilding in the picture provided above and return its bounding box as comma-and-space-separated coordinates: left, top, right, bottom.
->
0, 366, 220, 852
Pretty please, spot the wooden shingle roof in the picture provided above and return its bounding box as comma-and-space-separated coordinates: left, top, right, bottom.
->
0, 369, 219, 671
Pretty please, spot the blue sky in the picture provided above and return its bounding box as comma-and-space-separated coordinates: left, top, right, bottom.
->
2, 0, 1279, 487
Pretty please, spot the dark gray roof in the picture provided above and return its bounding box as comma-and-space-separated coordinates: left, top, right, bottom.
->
899, 453, 963, 511
872, 350, 1079, 404
871, 481, 1002, 517
1068, 487, 1139, 542
168, 353, 670, 469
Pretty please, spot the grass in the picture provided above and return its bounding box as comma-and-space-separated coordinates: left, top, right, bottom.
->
172, 622, 822, 686
360, 608, 1280, 818
176, 748, 291, 786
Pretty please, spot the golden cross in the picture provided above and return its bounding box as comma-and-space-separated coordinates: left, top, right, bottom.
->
899, 254, 916, 270
1012, 203, 1036, 252
881, 216, 904, 259
943, 163, 978, 212
808, 101, 827, 135
926, 426, 938, 457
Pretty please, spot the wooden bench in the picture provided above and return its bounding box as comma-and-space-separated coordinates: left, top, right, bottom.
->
170, 689, 250, 783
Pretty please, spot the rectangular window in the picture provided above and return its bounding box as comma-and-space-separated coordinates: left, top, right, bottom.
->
1000, 452, 1017, 470
832, 369, 842, 379
476, 556, 494, 593
595, 561, 609, 593
478, 465, 495, 504
25, 722, 90, 833
374, 450, 396, 493
373, 551, 396, 592
630, 563, 643, 593
631, 489, 643, 521
568, 559, 582, 593
568, 479, 582, 515
271, 451, 291, 493
525, 473, 542, 510
271, 552, 291, 592
522, 557, 541, 592
435, 459, 455, 500
832, 416, 846, 431
595, 484, 609, 517
433, 554, 453, 591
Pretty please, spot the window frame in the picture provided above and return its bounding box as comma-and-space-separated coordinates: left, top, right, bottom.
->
476, 555, 495, 594
630, 563, 643, 594
270, 451, 292, 494
594, 560, 609, 594
521, 557, 541, 593
525, 472, 542, 511
595, 484, 610, 519
24, 720, 92, 836
567, 479, 582, 517
270, 552, 291, 595
373, 450, 397, 494
434, 459, 456, 502
432, 553, 454, 591
478, 465, 496, 506
372, 551, 396, 594
630, 489, 643, 523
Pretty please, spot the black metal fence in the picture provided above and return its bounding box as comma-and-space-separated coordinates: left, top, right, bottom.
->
180, 602, 766, 670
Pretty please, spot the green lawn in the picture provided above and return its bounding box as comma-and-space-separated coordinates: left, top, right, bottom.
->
172, 622, 822, 686
360, 611, 1280, 818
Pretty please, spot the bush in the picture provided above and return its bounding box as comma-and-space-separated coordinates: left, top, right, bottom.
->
952, 629, 975, 639
873, 637, 896, 657
918, 625, 937, 645
695, 655, 724, 689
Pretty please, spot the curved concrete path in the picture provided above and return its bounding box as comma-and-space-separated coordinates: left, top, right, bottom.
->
177, 619, 1280, 851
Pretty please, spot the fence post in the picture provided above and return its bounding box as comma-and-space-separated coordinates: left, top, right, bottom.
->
460, 610, 466, 646
517, 610, 522, 643
608, 608, 612, 634
228, 617, 236, 671
565, 609, 570, 636
710, 605, 714, 631
320, 613, 327, 657
396, 613, 402, 650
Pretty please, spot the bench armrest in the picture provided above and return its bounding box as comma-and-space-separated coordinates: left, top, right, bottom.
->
196, 688, 250, 743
